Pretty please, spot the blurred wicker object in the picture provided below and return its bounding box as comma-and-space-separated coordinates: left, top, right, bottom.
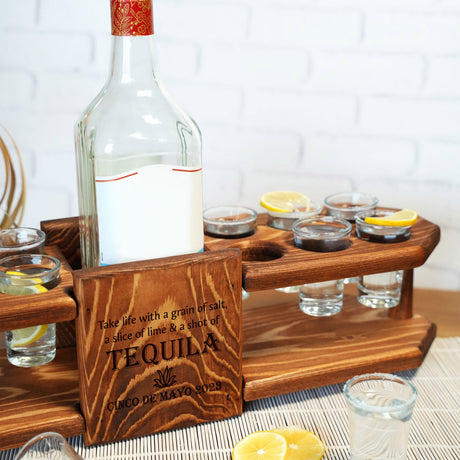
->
0, 123, 26, 229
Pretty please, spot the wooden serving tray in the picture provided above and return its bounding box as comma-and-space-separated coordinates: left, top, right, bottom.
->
0, 212, 441, 450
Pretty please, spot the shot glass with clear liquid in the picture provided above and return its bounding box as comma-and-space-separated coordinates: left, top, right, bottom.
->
299, 279, 344, 316
358, 270, 404, 309
344, 373, 417, 460
0, 254, 61, 367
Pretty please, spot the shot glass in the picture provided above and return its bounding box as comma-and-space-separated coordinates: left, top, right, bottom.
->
324, 192, 378, 222
267, 200, 322, 231
292, 216, 352, 252
358, 270, 404, 309
344, 373, 417, 460
14, 432, 83, 460
0, 227, 46, 258
355, 209, 412, 244
299, 279, 344, 316
0, 254, 61, 367
269, 201, 323, 293
203, 206, 257, 238
355, 210, 412, 309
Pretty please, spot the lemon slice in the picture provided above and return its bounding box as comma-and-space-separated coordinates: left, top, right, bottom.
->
233, 431, 287, 460
0, 279, 48, 295
271, 427, 325, 460
6, 270, 45, 286
364, 209, 418, 227
260, 191, 310, 213
10, 324, 49, 347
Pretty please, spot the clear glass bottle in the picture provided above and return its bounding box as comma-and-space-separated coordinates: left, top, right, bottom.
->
75, 0, 203, 268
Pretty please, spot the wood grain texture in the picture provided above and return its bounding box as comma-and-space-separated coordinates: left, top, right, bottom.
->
41, 216, 81, 270
73, 249, 243, 446
242, 292, 435, 401
205, 212, 440, 291
0, 245, 77, 332
0, 347, 84, 451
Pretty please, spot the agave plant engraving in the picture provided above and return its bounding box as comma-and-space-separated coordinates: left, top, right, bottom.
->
153, 366, 177, 388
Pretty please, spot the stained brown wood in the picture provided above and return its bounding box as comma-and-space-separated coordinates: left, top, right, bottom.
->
389, 269, 414, 320
0, 287, 456, 451
205, 212, 441, 291
0, 245, 77, 331
0, 214, 446, 449
0, 346, 84, 451
242, 291, 436, 401
41, 216, 81, 269
73, 249, 243, 446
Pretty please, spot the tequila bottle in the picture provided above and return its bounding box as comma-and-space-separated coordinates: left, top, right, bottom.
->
75, 0, 203, 268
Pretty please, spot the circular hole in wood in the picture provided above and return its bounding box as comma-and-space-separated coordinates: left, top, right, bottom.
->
231, 242, 284, 262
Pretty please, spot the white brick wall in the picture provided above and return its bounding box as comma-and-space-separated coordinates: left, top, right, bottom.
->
1, 0, 459, 290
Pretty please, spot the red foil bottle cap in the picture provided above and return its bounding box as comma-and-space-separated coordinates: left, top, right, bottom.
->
111, 0, 154, 36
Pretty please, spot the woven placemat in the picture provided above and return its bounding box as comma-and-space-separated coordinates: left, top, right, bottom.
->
2, 337, 459, 459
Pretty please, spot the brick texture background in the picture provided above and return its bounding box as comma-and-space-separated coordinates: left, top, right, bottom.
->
1, 0, 459, 290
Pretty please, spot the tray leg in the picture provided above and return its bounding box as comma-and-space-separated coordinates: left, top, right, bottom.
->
389, 269, 413, 320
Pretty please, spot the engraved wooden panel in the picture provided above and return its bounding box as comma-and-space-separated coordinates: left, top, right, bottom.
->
205, 212, 441, 291
0, 245, 77, 332
73, 249, 243, 446
0, 347, 84, 451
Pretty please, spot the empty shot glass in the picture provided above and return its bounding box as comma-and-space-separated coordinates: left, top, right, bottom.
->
14, 432, 83, 460
0, 254, 61, 367
299, 279, 344, 316
292, 216, 352, 252
344, 373, 417, 460
203, 206, 257, 238
324, 192, 378, 222
358, 270, 404, 309
267, 200, 322, 231
0, 227, 46, 258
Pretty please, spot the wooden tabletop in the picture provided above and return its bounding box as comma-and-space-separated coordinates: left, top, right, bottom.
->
243, 286, 460, 337
412, 288, 460, 337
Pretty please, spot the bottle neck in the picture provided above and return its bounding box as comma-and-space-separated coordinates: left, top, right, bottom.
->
109, 35, 157, 86
109, 0, 156, 86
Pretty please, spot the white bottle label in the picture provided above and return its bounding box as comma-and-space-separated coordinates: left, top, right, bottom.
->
95, 164, 203, 265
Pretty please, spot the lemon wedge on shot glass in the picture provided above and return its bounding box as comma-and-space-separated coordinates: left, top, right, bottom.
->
364, 209, 418, 227
1, 270, 49, 346
260, 191, 311, 213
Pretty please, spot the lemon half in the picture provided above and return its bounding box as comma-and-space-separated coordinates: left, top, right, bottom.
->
364, 209, 418, 227
271, 427, 325, 460
260, 191, 311, 213
233, 431, 287, 460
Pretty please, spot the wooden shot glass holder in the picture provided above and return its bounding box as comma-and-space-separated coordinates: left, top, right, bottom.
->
0, 211, 440, 450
